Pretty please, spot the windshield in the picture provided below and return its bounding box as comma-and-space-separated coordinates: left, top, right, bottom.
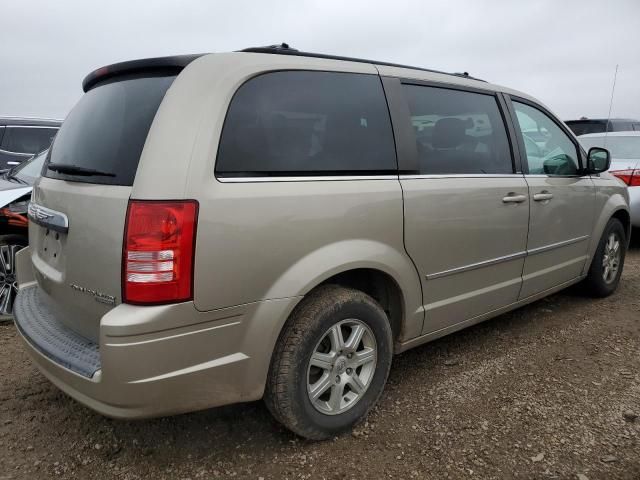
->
12, 149, 47, 185
579, 136, 640, 160
44, 74, 176, 186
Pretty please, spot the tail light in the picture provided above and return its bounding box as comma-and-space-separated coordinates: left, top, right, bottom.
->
610, 169, 640, 187
123, 200, 198, 305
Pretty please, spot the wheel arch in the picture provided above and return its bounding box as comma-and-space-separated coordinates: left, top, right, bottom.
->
611, 208, 631, 245
583, 193, 631, 275
317, 268, 405, 342
262, 239, 424, 344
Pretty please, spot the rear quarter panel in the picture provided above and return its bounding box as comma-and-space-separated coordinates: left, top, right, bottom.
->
190, 178, 423, 340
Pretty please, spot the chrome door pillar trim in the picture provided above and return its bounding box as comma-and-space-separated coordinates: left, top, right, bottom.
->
400, 174, 525, 180
216, 175, 399, 183
524, 174, 584, 179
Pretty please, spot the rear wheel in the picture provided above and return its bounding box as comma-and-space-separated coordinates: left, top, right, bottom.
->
265, 285, 393, 440
583, 218, 626, 297
0, 234, 28, 319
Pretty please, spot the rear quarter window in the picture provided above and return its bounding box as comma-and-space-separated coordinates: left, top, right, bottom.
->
45, 74, 175, 186
215, 71, 397, 177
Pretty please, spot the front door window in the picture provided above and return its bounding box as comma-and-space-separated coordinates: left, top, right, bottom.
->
512, 102, 579, 176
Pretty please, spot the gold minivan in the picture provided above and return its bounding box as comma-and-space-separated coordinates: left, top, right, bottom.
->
14, 45, 630, 439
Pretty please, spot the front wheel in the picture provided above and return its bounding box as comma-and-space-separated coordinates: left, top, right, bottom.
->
583, 218, 626, 297
265, 285, 393, 440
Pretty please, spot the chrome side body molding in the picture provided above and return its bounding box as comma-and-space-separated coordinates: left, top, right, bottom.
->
426, 235, 590, 280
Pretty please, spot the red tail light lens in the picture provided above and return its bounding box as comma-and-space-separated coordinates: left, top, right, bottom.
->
123, 200, 198, 305
610, 169, 640, 187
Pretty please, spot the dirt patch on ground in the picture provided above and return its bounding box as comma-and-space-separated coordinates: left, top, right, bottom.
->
1, 243, 639, 480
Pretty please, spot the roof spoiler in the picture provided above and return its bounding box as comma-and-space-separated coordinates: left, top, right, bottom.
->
82, 54, 205, 92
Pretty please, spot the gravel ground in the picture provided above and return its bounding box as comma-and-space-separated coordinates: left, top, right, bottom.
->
1, 240, 639, 480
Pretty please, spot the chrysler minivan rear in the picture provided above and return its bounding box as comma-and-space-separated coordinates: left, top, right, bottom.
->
13, 55, 298, 417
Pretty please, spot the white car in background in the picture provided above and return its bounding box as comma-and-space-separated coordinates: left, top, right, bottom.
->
0, 150, 47, 317
579, 132, 640, 228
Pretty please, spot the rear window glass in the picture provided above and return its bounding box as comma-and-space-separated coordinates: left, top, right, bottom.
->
216, 71, 396, 177
2, 127, 57, 154
45, 74, 175, 186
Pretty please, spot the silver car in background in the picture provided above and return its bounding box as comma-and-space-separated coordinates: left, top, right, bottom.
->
0, 118, 60, 170
579, 132, 640, 227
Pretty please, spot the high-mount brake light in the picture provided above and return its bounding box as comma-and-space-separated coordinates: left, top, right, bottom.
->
123, 200, 198, 305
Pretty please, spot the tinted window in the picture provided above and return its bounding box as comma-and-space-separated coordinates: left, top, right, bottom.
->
579, 136, 640, 160
403, 85, 512, 174
216, 71, 396, 176
565, 121, 607, 136
513, 102, 579, 175
613, 121, 633, 131
45, 75, 175, 186
2, 127, 57, 154
633, 123, 640, 131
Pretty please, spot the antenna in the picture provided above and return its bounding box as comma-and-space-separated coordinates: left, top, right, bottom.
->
604, 64, 619, 148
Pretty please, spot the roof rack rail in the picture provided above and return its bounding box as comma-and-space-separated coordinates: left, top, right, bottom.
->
240, 43, 486, 82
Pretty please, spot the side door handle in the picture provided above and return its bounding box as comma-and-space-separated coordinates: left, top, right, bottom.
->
502, 193, 527, 204
533, 191, 554, 202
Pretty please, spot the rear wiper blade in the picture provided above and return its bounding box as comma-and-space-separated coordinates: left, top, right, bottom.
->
47, 163, 116, 177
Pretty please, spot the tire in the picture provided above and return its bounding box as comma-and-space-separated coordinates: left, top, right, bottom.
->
265, 284, 393, 440
583, 218, 626, 297
0, 234, 28, 320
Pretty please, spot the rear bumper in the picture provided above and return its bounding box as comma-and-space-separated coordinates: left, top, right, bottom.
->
14, 283, 300, 419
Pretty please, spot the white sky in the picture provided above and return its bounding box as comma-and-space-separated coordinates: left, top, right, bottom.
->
1, 0, 639, 121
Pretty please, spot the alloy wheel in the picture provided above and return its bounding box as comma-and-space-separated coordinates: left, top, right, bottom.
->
602, 232, 621, 284
0, 244, 24, 316
306, 319, 377, 415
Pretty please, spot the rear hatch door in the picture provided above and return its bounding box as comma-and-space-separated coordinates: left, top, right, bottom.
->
29, 73, 176, 342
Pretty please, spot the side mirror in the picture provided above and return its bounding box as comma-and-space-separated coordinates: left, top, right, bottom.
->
586, 147, 611, 174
